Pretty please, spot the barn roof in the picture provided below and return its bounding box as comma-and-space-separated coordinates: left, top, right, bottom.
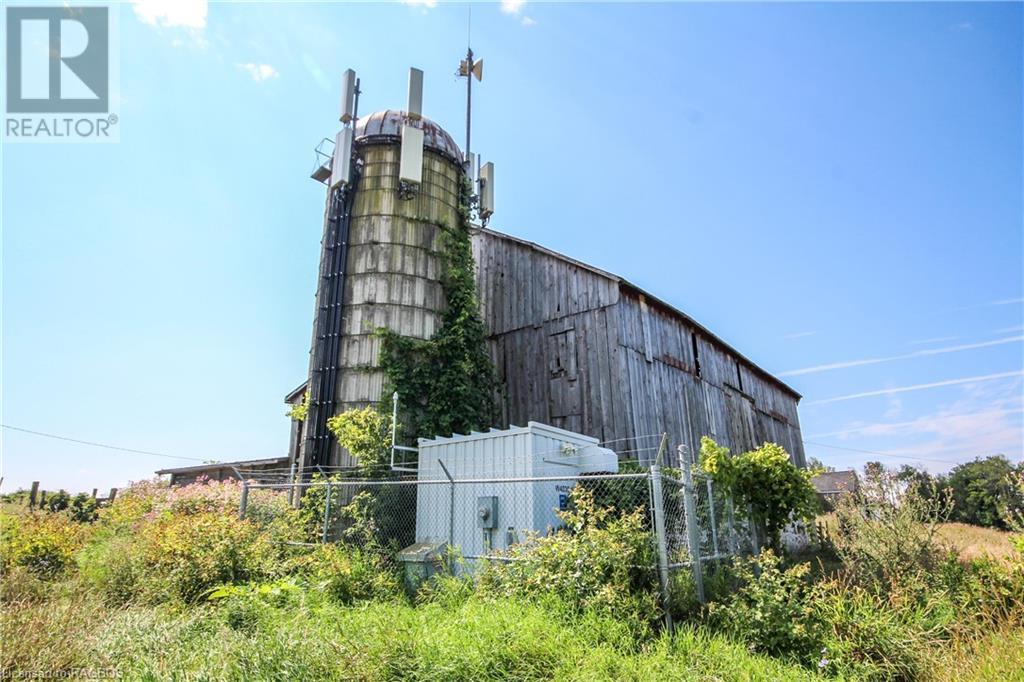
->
811, 470, 859, 495
156, 456, 290, 476
472, 226, 802, 401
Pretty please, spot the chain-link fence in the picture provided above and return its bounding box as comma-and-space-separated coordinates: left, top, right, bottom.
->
237, 440, 761, 629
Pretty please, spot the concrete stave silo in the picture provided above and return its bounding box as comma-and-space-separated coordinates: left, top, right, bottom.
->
300, 110, 465, 470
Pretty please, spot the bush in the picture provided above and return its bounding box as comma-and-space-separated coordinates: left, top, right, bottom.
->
700, 438, 818, 550
707, 550, 819, 661
831, 467, 952, 590
478, 487, 659, 635
83, 511, 279, 604
290, 543, 403, 605
0, 512, 87, 578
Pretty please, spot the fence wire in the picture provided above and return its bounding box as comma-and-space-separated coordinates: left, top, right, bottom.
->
238, 447, 761, 627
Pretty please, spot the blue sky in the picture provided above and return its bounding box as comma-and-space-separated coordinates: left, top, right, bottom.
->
3, 1, 1022, 493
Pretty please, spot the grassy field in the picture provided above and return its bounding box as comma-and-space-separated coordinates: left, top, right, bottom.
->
3, 481, 1023, 681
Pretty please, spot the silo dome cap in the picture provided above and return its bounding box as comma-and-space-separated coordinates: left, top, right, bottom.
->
355, 110, 463, 165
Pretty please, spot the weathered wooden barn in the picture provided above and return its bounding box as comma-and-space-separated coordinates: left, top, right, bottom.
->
470, 227, 805, 467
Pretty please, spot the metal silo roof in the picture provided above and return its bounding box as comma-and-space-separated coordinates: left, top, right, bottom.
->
355, 110, 463, 165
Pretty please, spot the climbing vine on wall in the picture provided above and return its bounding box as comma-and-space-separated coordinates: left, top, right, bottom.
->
377, 181, 497, 442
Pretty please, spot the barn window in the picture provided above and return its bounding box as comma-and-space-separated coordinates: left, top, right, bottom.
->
690, 333, 702, 378
548, 329, 577, 380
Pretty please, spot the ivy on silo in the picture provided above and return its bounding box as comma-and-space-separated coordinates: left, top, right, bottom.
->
377, 179, 498, 442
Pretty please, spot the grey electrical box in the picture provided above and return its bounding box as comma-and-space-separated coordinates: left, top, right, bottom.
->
477, 496, 498, 529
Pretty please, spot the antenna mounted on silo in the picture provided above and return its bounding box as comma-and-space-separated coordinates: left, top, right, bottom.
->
457, 46, 493, 225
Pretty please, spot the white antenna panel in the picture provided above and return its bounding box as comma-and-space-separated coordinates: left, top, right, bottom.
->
339, 69, 356, 124
467, 152, 477, 185
330, 127, 353, 188
407, 67, 424, 120
399, 125, 425, 184
479, 161, 495, 217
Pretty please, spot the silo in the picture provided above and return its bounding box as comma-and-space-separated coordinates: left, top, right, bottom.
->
301, 110, 465, 469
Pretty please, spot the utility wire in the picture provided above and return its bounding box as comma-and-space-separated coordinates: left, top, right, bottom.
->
1, 425, 207, 462
802, 439, 961, 466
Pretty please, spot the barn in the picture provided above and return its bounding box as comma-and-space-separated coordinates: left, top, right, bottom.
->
470, 227, 805, 468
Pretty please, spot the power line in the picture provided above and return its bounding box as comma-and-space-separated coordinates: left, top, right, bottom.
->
803, 439, 960, 466
1, 425, 207, 462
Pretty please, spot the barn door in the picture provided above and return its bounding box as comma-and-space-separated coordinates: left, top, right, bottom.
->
548, 328, 582, 433
724, 387, 757, 454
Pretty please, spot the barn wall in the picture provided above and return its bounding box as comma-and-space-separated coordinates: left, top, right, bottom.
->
472, 230, 805, 468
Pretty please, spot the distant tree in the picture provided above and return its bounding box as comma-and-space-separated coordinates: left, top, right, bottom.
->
807, 457, 834, 473
43, 489, 71, 513
945, 455, 1024, 529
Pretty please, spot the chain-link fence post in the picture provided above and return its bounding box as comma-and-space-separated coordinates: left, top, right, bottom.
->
238, 480, 249, 520
679, 446, 705, 603
322, 478, 333, 543
725, 495, 738, 555
649, 464, 674, 632
438, 460, 455, 548
706, 477, 720, 558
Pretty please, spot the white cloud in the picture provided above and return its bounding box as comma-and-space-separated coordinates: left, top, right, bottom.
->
908, 335, 959, 346
521, 16, 537, 27
806, 379, 1023, 472
782, 330, 816, 340
237, 63, 279, 82
883, 396, 903, 420
401, 0, 437, 8
132, 0, 207, 29
501, 0, 526, 14
805, 370, 1024, 406
779, 335, 1023, 377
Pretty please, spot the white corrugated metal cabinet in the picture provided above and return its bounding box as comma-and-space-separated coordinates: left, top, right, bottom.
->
414, 422, 618, 558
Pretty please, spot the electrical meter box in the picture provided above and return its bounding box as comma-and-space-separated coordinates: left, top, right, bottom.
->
477, 496, 498, 529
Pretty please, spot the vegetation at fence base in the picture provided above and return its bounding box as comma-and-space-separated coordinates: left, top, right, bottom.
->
478, 487, 660, 636
296, 473, 416, 549
377, 187, 497, 443
698, 464, 1024, 680
700, 437, 818, 549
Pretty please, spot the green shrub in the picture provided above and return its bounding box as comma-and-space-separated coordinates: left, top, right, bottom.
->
832, 467, 952, 590
290, 543, 403, 605
478, 487, 659, 635
82, 511, 279, 604
0, 512, 87, 578
700, 438, 818, 550
707, 550, 820, 661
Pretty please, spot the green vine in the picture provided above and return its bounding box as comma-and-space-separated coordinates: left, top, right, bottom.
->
699, 437, 818, 551
287, 392, 309, 422
377, 178, 497, 442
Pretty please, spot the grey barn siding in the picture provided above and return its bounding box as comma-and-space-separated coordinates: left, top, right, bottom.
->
471, 228, 806, 468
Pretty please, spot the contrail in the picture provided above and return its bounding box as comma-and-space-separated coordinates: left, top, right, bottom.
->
780, 336, 1023, 377
805, 370, 1024, 406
